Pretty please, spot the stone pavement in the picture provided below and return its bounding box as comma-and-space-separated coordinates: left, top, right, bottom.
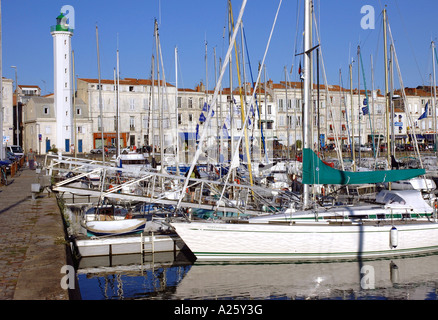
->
0, 166, 78, 300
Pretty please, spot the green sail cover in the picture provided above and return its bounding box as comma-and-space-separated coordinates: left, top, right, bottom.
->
302, 148, 426, 185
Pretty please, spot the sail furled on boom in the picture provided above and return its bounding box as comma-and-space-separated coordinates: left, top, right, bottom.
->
302, 148, 425, 185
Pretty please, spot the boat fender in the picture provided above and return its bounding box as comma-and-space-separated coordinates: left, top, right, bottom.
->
390, 226, 398, 248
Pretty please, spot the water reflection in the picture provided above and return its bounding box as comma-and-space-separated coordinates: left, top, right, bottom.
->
77, 252, 438, 300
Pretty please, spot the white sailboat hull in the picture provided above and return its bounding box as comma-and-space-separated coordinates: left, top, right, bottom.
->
171, 220, 438, 261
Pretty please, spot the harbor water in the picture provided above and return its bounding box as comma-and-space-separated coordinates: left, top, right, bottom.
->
77, 251, 438, 300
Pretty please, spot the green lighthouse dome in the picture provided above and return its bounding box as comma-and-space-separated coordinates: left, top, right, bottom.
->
51, 12, 73, 33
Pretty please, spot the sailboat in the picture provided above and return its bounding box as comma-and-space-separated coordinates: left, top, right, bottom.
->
170, 0, 438, 262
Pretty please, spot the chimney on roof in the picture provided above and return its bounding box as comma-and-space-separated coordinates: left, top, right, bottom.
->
196, 82, 205, 93
267, 79, 273, 89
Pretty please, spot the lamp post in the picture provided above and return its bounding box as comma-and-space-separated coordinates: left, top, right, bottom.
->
10, 65, 19, 147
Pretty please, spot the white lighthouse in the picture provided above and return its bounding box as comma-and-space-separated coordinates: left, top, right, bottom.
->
50, 12, 73, 153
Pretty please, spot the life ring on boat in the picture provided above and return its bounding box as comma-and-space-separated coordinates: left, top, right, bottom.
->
107, 184, 114, 191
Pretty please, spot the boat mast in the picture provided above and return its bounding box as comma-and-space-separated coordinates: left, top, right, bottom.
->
96, 25, 104, 164
116, 46, 120, 158
383, 8, 391, 176
72, 50, 77, 158
175, 46, 180, 175
154, 19, 164, 175
229, 1, 254, 190
303, 0, 312, 208
349, 62, 356, 171
390, 44, 395, 157
371, 54, 378, 165
151, 54, 155, 167
357, 45, 361, 163
432, 41, 437, 157
228, 0, 234, 170
285, 66, 290, 155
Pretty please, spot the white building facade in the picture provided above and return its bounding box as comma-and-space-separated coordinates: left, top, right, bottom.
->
1, 78, 14, 155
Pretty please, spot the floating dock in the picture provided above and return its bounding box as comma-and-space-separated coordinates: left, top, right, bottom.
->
73, 233, 187, 258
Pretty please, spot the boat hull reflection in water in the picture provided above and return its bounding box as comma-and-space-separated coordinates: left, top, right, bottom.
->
77, 253, 438, 300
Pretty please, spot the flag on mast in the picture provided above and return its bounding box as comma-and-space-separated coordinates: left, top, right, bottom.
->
418, 102, 428, 120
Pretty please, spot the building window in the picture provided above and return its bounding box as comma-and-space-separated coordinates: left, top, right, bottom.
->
188, 97, 193, 108
76, 107, 81, 115
178, 114, 182, 125
130, 116, 135, 130
129, 86, 134, 92
43, 106, 50, 114
178, 97, 182, 108
189, 114, 193, 122
129, 99, 135, 111
278, 99, 284, 112
279, 116, 285, 127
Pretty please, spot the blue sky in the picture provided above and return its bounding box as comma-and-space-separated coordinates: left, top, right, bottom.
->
2, 0, 438, 96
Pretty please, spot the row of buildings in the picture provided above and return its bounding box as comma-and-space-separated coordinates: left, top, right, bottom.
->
2, 75, 436, 161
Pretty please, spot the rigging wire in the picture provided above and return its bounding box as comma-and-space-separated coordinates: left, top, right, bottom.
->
393, 0, 425, 86
291, 0, 302, 75
311, 6, 344, 164
242, 26, 268, 160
